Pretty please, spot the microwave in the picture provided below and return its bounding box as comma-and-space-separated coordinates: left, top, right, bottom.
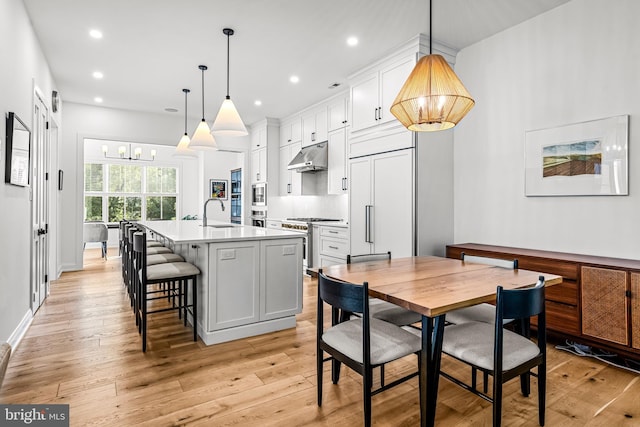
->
252, 182, 267, 206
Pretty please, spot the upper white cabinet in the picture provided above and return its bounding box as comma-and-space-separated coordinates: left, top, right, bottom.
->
250, 118, 280, 186
350, 55, 415, 134
251, 126, 266, 150
327, 128, 348, 195
280, 116, 302, 147
251, 148, 267, 183
327, 95, 349, 132
301, 107, 328, 147
279, 141, 302, 196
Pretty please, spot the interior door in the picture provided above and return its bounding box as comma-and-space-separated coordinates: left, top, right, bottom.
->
32, 91, 50, 311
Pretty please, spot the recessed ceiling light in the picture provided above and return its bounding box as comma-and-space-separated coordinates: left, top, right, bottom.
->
290, 75, 299, 84
89, 29, 103, 39
164, 107, 178, 113
254, 100, 262, 106
347, 36, 358, 46
92, 71, 104, 79
94, 97, 103, 103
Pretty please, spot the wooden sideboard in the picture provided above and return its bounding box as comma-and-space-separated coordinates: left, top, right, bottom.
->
446, 243, 640, 360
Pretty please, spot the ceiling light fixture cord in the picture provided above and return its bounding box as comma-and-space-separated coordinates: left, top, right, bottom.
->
429, 0, 432, 55
226, 29, 231, 98
200, 65, 206, 120
183, 88, 189, 133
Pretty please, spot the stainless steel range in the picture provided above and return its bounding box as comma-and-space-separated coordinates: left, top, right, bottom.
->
281, 218, 342, 271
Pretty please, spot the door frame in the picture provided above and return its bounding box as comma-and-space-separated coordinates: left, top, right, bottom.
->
31, 86, 50, 312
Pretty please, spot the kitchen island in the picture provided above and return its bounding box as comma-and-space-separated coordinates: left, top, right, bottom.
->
137, 220, 304, 345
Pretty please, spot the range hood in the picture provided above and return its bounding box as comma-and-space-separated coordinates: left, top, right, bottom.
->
287, 142, 328, 172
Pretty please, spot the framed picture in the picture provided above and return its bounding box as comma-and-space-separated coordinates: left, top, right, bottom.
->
525, 115, 628, 196
209, 179, 228, 200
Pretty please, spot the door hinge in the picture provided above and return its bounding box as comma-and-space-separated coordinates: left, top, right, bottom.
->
46, 121, 50, 130
45, 223, 49, 233
45, 172, 49, 180
45, 274, 48, 283
626, 290, 632, 298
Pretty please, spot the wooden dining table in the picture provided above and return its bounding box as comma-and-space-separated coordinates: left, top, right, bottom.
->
318, 255, 562, 427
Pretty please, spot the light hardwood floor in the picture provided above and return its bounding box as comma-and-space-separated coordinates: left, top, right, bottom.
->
1, 249, 639, 426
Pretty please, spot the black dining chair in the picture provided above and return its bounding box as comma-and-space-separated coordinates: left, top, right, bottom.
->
440, 276, 547, 427
316, 269, 421, 427
347, 251, 422, 327
445, 253, 519, 325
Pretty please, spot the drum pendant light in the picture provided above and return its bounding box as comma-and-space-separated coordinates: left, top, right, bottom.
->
190, 65, 218, 149
211, 28, 248, 136
174, 89, 198, 158
390, 0, 474, 131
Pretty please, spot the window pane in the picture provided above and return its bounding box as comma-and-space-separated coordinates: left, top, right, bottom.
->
161, 196, 177, 220
109, 164, 141, 193
125, 197, 142, 220
162, 168, 177, 193
124, 165, 142, 193
109, 165, 125, 192
146, 167, 161, 193
84, 196, 103, 221
146, 196, 161, 220
84, 164, 103, 192
108, 196, 124, 222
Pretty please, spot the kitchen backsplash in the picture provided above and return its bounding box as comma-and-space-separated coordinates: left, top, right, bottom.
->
267, 194, 348, 221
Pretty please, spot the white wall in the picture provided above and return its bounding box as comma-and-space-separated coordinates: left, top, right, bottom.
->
452, 0, 639, 259
0, 0, 60, 343
60, 102, 249, 271
202, 151, 244, 223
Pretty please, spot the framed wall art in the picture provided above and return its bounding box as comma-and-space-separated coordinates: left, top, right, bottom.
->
209, 179, 228, 200
525, 115, 628, 196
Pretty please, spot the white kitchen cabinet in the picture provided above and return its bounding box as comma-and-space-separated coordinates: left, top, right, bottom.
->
250, 118, 280, 186
327, 128, 348, 195
317, 225, 349, 267
280, 116, 302, 147
207, 237, 302, 332
279, 142, 302, 196
208, 241, 261, 331
328, 95, 349, 131
260, 238, 303, 320
251, 125, 266, 150
349, 149, 413, 258
251, 147, 267, 183
350, 55, 415, 134
301, 107, 328, 147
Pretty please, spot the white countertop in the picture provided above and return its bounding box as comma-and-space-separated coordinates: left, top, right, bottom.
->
137, 220, 304, 244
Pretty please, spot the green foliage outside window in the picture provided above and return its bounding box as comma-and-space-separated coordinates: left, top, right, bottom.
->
83, 162, 177, 222
84, 164, 103, 192
146, 167, 177, 193
108, 196, 142, 222
109, 164, 142, 193
146, 196, 176, 220
84, 196, 103, 221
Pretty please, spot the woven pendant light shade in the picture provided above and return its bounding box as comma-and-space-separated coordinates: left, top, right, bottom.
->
390, 54, 474, 131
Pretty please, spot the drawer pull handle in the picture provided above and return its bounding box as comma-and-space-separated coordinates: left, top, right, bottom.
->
329, 246, 339, 250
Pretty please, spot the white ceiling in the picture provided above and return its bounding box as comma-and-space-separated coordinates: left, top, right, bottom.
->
23, 0, 570, 128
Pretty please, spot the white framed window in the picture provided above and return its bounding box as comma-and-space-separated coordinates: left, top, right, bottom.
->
84, 163, 179, 222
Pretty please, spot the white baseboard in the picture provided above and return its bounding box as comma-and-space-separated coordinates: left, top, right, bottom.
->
7, 310, 33, 350
61, 262, 82, 272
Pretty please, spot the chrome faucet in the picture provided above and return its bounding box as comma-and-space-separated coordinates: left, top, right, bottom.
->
203, 198, 225, 227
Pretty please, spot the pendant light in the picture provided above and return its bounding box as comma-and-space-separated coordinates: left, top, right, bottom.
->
190, 65, 218, 149
390, 0, 474, 131
174, 89, 198, 158
211, 28, 248, 136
